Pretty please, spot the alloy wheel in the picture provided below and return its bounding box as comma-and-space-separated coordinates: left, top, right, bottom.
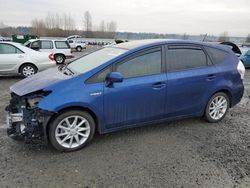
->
55, 55, 64, 64
55, 116, 91, 149
208, 96, 228, 120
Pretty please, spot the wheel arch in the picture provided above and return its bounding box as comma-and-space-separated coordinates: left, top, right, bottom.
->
54, 53, 66, 58
46, 106, 100, 137
206, 89, 233, 109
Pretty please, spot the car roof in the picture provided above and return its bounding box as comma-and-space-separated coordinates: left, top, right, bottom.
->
28, 39, 67, 42
113, 39, 231, 52
0, 41, 41, 53
0, 41, 24, 47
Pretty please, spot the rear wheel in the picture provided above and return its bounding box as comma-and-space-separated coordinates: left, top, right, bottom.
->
49, 110, 95, 152
76, 46, 82, 52
55, 54, 65, 64
20, 64, 37, 77
205, 92, 229, 123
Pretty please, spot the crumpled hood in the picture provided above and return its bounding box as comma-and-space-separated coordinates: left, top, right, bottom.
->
10, 67, 71, 96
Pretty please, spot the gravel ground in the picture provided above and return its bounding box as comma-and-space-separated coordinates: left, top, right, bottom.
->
0, 54, 249, 187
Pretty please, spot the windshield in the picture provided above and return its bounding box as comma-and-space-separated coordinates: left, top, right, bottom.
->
23, 41, 31, 47
68, 47, 128, 74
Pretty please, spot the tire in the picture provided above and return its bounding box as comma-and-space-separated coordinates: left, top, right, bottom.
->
76, 46, 82, 52
55, 54, 65, 64
20, 64, 37, 78
49, 110, 95, 152
204, 92, 230, 123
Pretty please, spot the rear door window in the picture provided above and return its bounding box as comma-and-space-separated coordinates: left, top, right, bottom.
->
204, 46, 229, 64
167, 46, 207, 71
41, 41, 53, 49
0, 44, 23, 54
55, 41, 70, 49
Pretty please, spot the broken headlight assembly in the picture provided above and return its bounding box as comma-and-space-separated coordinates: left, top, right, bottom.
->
6, 90, 52, 144
26, 90, 52, 109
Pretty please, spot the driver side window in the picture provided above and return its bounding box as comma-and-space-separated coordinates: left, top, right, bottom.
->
115, 49, 162, 79
31, 41, 40, 49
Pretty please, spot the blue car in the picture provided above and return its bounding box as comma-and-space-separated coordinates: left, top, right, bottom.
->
240, 49, 250, 68
6, 40, 245, 151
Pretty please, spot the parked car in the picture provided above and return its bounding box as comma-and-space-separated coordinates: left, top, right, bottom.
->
6, 39, 245, 152
239, 48, 250, 68
0, 42, 56, 77
67, 39, 87, 52
67, 35, 82, 40
24, 39, 73, 64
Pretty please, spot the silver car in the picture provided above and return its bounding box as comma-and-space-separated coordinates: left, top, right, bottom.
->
0, 42, 56, 77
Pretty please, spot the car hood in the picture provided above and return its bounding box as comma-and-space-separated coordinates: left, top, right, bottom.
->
10, 67, 71, 96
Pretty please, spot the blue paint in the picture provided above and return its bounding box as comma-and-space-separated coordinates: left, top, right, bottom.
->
11, 40, 244, 134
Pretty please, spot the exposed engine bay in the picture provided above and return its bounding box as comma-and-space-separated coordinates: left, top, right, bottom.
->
5, 91, 52, 145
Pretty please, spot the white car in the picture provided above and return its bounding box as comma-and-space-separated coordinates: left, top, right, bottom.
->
0, 42, 56, 77
67, 35, 82, 40
67, 39, 87, 52
24, 39, 74, 64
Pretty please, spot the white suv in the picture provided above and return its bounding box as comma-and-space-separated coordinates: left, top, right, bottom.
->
68, 39, 87, 52
24, 39, 74, 64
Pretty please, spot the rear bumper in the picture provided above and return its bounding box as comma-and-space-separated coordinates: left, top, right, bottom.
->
66, 55, 74, 59
231, 82, 244, 107
37, 61, 57, 71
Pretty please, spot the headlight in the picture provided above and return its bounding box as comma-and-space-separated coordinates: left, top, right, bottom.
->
26, 90, 52, 109
27, 97, 43, 109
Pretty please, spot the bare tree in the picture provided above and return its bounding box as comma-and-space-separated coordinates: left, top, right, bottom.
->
106, 21, 117, 38
246, 34, 250, 43
218, 31, 230, 42
182, 33, 189, 40
83, 11, 92, 37
31, 19, 47, 36
99, 20, 106, 32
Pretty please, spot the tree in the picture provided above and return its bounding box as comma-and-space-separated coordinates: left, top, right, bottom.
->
218, 31, 230, 42
182, 33, 189, 40
106, 21, 117, 38
83, 11, 92, 37
31, 19, 47, 36
246, 34, 250, 43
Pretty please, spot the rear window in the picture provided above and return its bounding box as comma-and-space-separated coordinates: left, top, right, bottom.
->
167, 46, 207, 71
55, 41, 70, 49
204, 46, 229, 65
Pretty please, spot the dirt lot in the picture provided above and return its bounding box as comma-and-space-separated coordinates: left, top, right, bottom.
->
0, 56, 249, 187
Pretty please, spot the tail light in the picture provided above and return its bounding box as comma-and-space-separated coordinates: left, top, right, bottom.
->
237, 60, 245, 80
48, 54, 54, 61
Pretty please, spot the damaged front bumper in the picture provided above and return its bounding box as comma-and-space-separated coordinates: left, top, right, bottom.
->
5, 92, 53, 145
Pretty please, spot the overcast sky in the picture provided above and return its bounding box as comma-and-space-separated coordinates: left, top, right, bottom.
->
0, 0, 250, 37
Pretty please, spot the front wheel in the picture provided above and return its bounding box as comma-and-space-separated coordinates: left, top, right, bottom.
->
49, 110, 95, 152
205, 92, 229, 123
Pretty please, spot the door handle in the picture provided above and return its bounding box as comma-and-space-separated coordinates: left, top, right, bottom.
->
152, 82, 166, 89
207, 74, 216, 81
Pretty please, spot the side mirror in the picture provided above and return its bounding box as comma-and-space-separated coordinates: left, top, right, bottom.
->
106, 72, 123, 86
